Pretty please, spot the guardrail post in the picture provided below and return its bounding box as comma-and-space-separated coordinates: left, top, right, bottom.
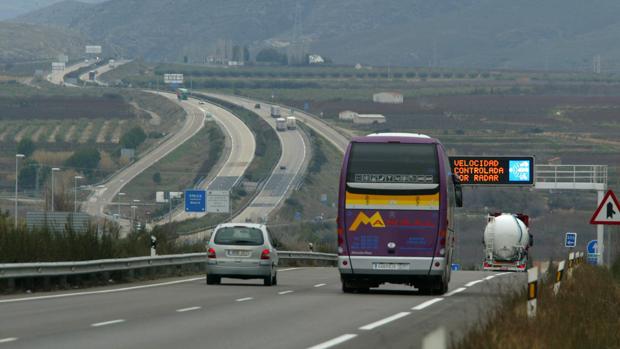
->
7, 278, 15, 291
527, 266, 538, 319
421, 327, 446, 349
59, 275, 68, 289
553, 260, 565, 295
568, 252, 575, 279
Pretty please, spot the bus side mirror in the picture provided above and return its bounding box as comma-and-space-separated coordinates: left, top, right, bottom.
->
455, 184, 463, 207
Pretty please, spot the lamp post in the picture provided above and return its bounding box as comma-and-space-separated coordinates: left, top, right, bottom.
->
73, 175, 83, 212
117, 192, 125, 219
131, 205, 137, 226
14, 154, 25, 228
51, 167, 60, 212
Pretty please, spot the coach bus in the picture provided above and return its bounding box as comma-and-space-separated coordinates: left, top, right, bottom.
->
337, 133, 462, 294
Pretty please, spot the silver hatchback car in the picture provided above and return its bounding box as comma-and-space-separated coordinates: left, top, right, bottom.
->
206, 223, 279, 286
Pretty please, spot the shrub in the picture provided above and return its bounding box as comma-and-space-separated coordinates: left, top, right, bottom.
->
120, 126, 147, 149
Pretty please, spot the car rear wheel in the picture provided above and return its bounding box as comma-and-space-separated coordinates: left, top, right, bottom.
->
264, 274, 274, 286
206, 275, 221, 285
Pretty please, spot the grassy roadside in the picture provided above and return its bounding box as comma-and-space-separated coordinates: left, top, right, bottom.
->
453, 262, 620, 349
268, 124, 341, 252
121, 121, 224, 219
168, 95, 281, 234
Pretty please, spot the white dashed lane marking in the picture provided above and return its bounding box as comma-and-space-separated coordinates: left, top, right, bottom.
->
176, 306, 201, 313
412, 298, 444, 310
359, 312, 411, 331
445, 287, 467, 297
91, 319, 125, 327
307, 334, 358, 349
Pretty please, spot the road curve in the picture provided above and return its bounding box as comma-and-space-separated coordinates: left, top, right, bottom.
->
0, 268, 524, 349
47, 61, 93, 85
207, 93, 349, 154
84, 92, 206, 220
167, 98, 255, 223
78, 60, 131, 86
200, 93, 309, 223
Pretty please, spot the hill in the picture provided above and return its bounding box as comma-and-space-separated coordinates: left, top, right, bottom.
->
0, 22, 87, 63
0, 0, 104, 21
14, 0, 620, 70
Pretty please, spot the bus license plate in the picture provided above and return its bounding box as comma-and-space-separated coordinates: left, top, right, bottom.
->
372, 263, 410, 270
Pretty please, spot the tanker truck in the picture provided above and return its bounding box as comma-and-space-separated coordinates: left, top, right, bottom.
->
483, 213, 533, 272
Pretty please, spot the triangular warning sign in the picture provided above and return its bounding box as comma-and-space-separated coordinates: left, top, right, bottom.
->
590, 190, 620, 225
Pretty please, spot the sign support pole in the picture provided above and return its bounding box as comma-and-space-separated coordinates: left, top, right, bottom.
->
597, 190, 605, 266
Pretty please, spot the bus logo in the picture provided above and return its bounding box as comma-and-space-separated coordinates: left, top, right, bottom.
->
350, 212, 385, 231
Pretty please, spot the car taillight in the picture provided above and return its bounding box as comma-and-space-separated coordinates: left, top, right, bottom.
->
260, 249, 271, 260
207, 248, 216, 259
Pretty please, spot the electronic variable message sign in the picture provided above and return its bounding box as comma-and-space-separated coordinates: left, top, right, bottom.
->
449, 156, 534, 186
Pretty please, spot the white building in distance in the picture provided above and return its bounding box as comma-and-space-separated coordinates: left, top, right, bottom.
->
339, 110, 358, 120
353, 114, 386, 124
373, 92, 404, 104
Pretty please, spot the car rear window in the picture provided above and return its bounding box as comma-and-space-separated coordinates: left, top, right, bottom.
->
213, 227, 264, 246
347, 143, 438, 184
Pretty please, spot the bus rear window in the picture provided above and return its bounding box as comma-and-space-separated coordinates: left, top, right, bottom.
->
347, 143, 438, 184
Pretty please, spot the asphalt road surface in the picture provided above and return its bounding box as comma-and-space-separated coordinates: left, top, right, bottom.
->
84, 92, 206, 221
0, 268, 525, 349
201, 93, 309, 224
168, 98, 255, 223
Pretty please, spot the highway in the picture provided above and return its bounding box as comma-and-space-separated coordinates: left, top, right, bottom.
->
46, 60, 92, 85
199, 93, 309, 224
206, 93, 350, 154
78, 59, 131, 86
168, 98, 255, 222
45, 61, 258, 227
0, 268, 523, 349
84, 92, 206, 220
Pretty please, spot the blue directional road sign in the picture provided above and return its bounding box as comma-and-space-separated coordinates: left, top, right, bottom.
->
587, 240, 599, 264
184, 190, 206, 213
451, 263, 461, 271
565, 232, 577, 248
587, 240, 598, 254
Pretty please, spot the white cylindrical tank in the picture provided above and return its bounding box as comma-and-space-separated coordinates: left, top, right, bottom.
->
484, 214, 529, 261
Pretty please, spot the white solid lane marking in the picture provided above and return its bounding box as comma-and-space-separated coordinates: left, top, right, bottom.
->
176, 306, 201, 313
465, 279, 484, 287
0, 277, 205, 304
0, 338, 18, 344
485, 275, 496, 280
445, 287, 467, 297
359, 312, 411, 331
314, 283, 326, 288
307, 334, 358, 349
91, 319, 125, 327
236, 297, 253, 302
279, 267, 301, 272
495, 272, 511, 276
412, 298, 444, 310
278, 290, 294, 295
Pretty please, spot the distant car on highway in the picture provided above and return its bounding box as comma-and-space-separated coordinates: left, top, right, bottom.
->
279, 165, 286, 170
206, 223, 279, 286
198, 101, 205, 105
254, 103, 261, 109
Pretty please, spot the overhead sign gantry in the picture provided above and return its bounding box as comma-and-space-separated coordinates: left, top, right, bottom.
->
449, 156, 534, 185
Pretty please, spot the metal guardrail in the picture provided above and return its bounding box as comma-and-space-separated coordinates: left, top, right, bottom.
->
535, 164, 608, 184
0, 251, 337, 279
